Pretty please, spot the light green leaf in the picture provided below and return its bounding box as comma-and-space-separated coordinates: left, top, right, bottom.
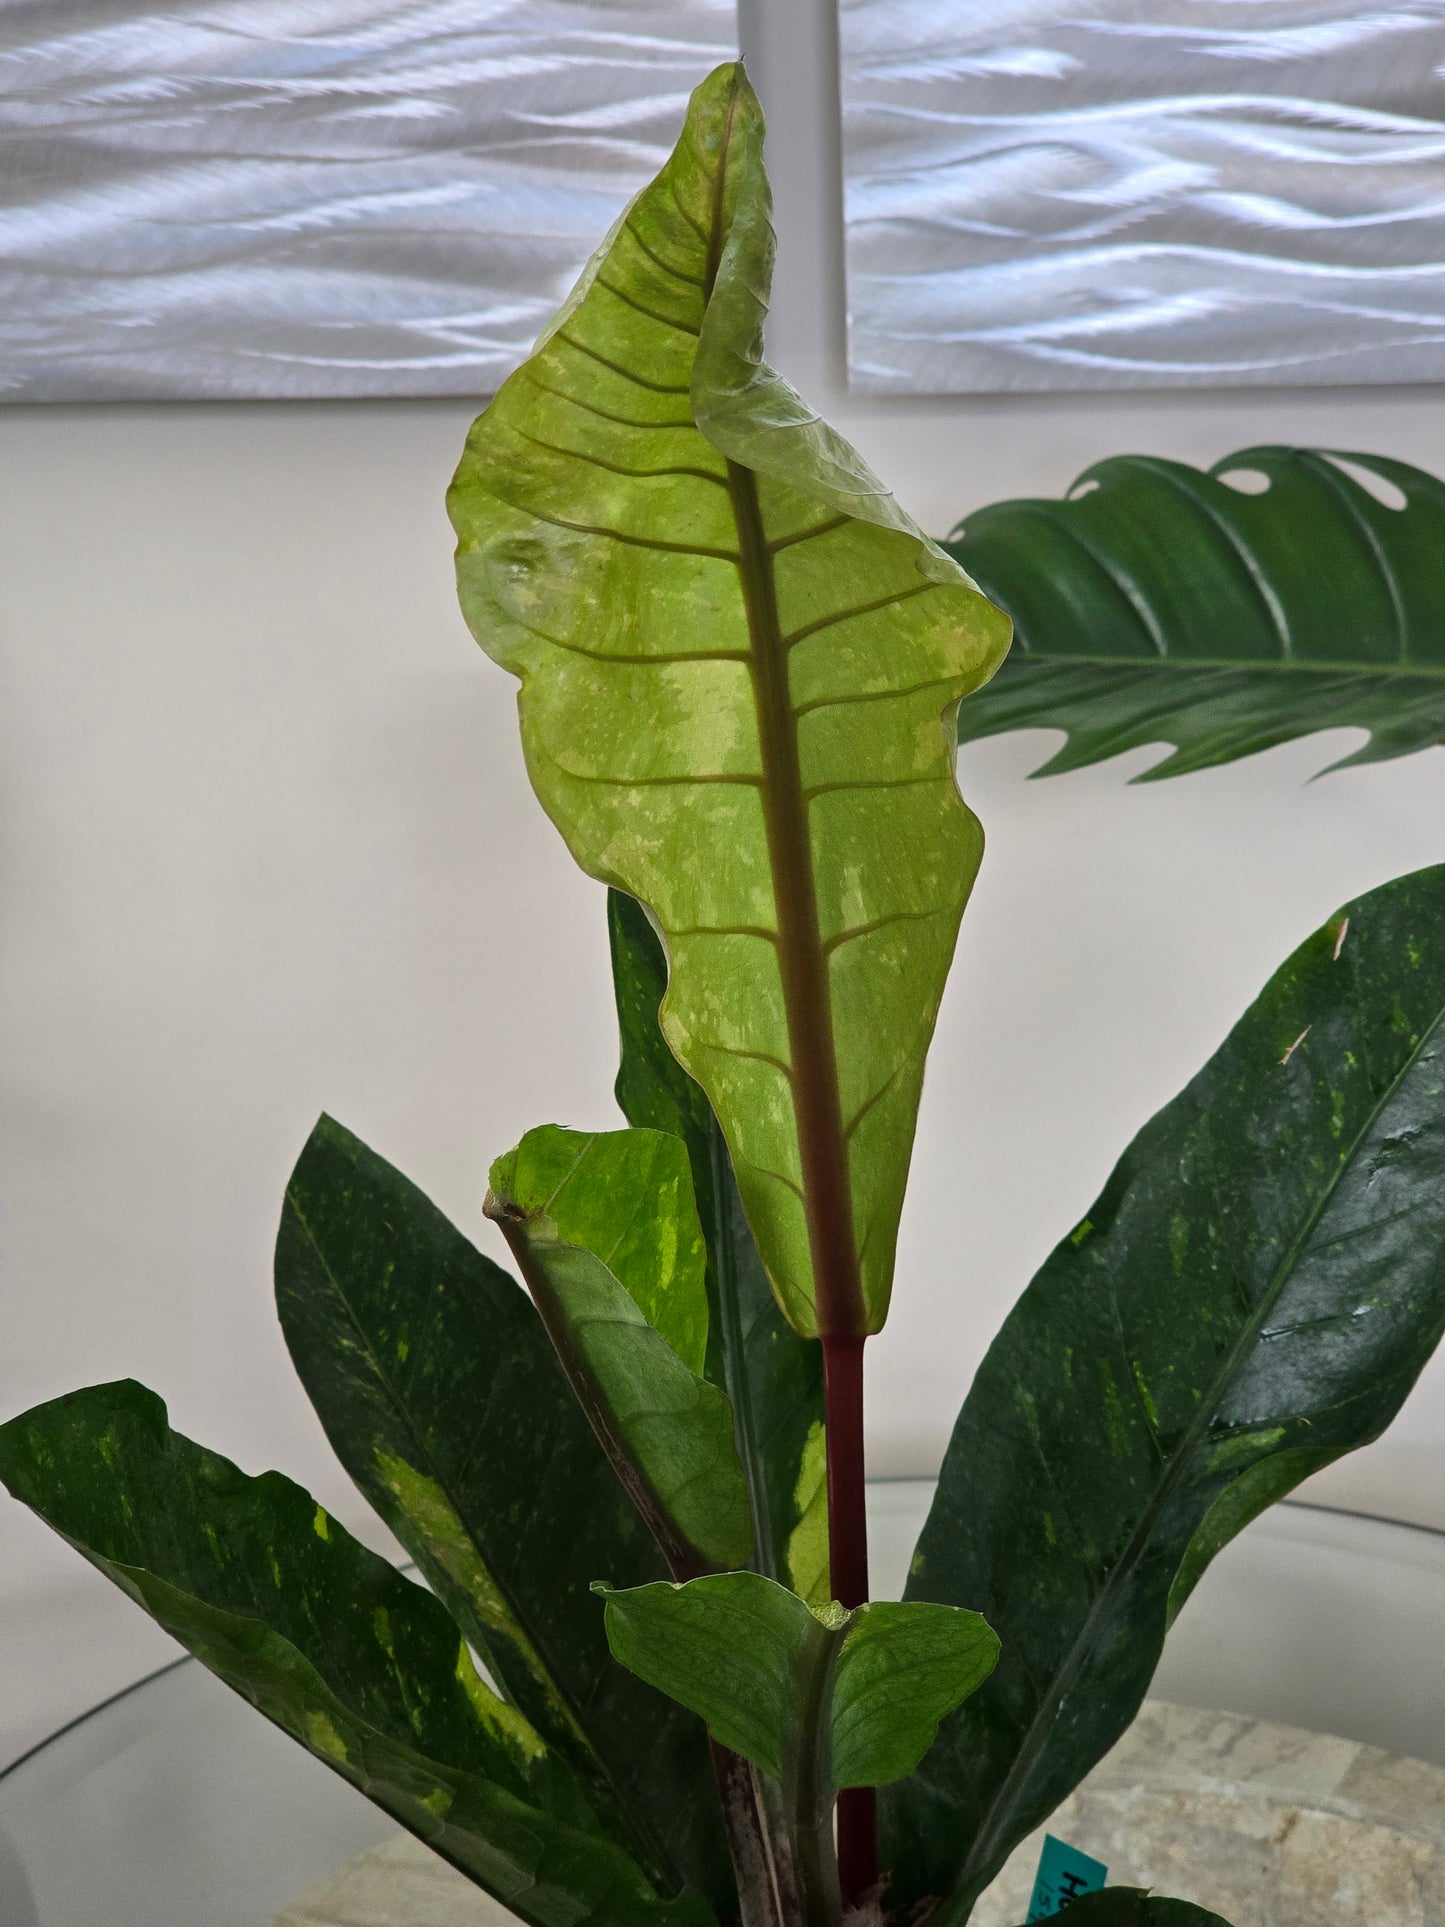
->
0, 1382, 713, 1927
597, 1572, 998, 1798
487, 1126, 753, 1575
948, 446, 1445, 779
449, 62, 1009, 1341
490, 1121, 709, 1374
608, 888, 826, 1593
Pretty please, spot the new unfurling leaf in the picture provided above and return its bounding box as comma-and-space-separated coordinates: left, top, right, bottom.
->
450, 64, 1009, 1341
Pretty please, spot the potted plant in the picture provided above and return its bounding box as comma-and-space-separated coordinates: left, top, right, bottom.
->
4, 63, 1443, 1927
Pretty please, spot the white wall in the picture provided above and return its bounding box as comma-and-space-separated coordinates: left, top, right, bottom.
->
4, 0, 1445, 1751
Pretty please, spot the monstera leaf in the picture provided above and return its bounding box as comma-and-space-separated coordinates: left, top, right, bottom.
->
948, 446, 1445, 778
486, 1125, 754, 1576
449, 63, 1009, 1340
0, 1383, 713, 1927
609, 890, 827, 1599
885, 864, 1445, 1923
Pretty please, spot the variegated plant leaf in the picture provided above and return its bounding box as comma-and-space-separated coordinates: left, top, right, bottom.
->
449, 63, 1009, 1340
276, 1116, 730, 1906
0, 1382, 715, 1927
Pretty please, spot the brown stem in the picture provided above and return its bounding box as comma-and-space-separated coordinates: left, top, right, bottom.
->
489, 1207, 710, 1581
711, 1741, 800, 1927
823, 1336, 877, 1908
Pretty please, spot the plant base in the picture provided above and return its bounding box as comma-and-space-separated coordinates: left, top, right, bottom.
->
276, 1703, 1445, 1927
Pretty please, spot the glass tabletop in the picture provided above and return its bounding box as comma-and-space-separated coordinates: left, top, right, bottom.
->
4, 1488, 1444, 1926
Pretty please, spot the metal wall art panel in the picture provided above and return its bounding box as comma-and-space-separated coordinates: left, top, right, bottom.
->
0, 0, 735, 401
841, 1, 1445, 393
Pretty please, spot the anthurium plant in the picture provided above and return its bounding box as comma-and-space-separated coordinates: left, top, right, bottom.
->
6, 63, 1445, 1927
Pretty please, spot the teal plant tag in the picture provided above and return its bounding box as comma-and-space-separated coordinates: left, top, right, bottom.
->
1026, 1834, 1108, 1919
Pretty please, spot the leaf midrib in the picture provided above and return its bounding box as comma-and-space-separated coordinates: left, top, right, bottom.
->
725, 455, 864, 1339
940, 982, 1445, 1923
698, 102, 865, 1341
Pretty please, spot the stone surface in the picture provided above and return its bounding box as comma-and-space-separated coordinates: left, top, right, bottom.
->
274, 1830, 510, 1927
972, 1702, 1445, 1927
275, 1703, 1445, 1926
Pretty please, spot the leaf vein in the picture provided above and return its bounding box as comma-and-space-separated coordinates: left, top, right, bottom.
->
522, 370, 693, 432
624, 217, 705, 288
508, 503, 739, 564
555, 327, 693, 396
596, 273, 702, 338
784, 581, 938, 649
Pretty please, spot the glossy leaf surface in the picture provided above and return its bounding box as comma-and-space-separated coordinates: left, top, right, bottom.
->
1019, 1895, 1232, 1926
0, 1383, 713, 1927
487, 1125, 753, 1575
450, 63, 1009, 1340
609, 888, 826, 1596
949, 447, 1445, 778
276, 1116, 729, 1903
886, 864, 1445, 1923
599, 1572, 997, 1794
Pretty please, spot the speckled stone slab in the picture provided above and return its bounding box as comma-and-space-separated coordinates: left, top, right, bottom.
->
973, 1702, 1445, 1927
275, 1703, 1445, 1927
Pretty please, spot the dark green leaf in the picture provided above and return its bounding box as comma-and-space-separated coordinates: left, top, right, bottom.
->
598, 1573, 997, 1795
487, 1125, 754, 1575
276, 1117, 730, 1904
949, 447, 1445, 778
0, 1382, 713, 1927
885, 863, 1445, 1923
1019, 1893, 1232, 1926
609, 889, 826, 1598
449, 62, 1009, 1341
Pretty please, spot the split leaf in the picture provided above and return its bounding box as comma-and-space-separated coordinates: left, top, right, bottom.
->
450, 62, 1010, 1341
276, 1116, 730, 1902
949, 446, 1445, 779
885, 864, 1445, 1923
487, 1125, 753, 1575
0, 1382, 714, 1927
609, 888, 826, 1595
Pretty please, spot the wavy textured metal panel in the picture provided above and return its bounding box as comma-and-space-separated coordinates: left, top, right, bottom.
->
0, 0, 735, 401
841, 1, 1445, 394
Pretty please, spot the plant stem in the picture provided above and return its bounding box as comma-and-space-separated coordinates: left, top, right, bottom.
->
790, 1608, 847, 1927
711, 1741, 799, 1927
823, 1335, 877, 1908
